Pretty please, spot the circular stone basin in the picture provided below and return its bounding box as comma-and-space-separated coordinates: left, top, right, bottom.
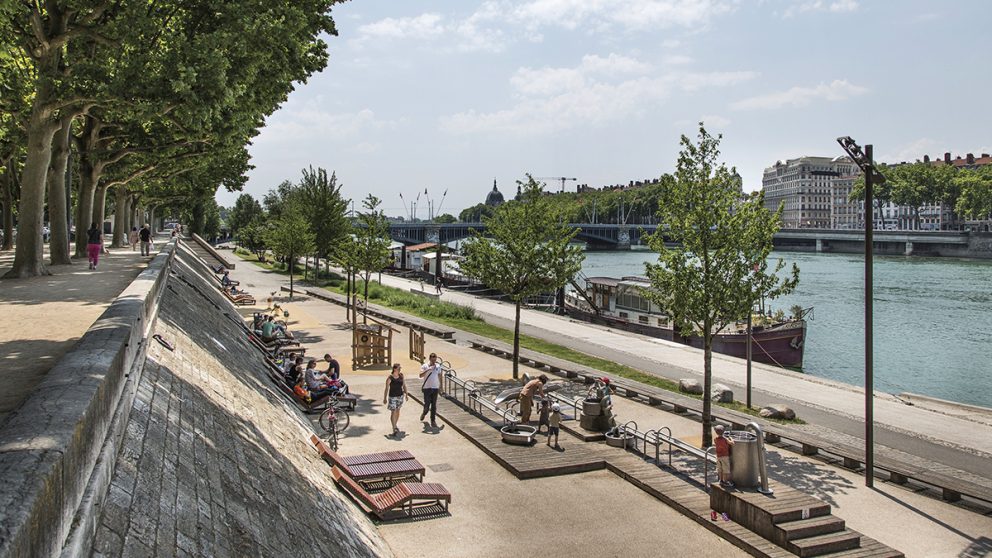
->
501, 424, 538, 445
583, 399, 602, 416
605, 433, 628, 448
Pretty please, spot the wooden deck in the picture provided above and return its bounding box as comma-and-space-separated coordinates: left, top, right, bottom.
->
412, 393, 801, 557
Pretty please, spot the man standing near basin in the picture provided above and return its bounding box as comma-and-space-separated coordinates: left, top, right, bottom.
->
518, 374, 548, 423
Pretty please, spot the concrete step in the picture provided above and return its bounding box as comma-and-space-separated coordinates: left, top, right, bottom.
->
777, 515, 846, 541
787, 529, 861, 557
770, 502, 832, 524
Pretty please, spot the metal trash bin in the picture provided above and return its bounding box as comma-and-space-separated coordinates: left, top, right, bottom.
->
727, 430, 761, 488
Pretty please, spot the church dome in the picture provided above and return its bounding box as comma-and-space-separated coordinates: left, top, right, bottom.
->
485, 180, 505, 206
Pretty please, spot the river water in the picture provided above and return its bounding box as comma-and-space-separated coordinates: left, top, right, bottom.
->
579, 249, 992, 408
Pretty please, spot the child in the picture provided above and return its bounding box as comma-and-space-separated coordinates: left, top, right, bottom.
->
537, 398, 551, 433
547, 403, 562, 448
714, 424, 735, 487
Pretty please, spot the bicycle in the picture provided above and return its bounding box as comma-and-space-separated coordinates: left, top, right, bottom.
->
318, 397, 351, 450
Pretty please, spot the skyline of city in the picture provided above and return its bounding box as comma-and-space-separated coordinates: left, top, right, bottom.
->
218, 0, 992, 217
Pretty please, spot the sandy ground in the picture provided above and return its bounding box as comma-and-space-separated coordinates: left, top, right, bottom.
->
0, 243, 153, 426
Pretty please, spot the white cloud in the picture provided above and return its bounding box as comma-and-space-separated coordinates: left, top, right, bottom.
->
440, 55, 755, 135
256, 107, 391, 146
700, 114, 731, 127
782, 0, 859, 18
355, 13, 445, 41
506, 0, 735, 32
731, 79, 867, 110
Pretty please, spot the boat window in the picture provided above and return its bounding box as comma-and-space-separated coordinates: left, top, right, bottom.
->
619, 312, 628, 319
638, 315, 649, 324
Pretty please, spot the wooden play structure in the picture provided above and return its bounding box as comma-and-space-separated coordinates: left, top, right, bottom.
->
352, 305, 397, 369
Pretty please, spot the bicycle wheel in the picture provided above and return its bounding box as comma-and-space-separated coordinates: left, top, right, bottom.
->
332, 409, 350, 435
318, 408, 335, 432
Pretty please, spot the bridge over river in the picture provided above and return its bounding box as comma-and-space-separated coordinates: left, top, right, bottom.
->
388, 222, 992, 258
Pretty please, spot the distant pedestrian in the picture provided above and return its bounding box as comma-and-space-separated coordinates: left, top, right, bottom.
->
128, 227, 139, 251
419, 353, 443, 428
139, 224, 151, 256
383, 363, 408, 436
86, 222, 102, 270
714, 424, 735, 488
435, 276, 443, 295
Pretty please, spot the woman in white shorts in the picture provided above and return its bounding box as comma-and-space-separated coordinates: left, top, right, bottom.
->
383, 363, 408, 435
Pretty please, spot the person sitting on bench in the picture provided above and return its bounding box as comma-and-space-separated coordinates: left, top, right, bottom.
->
284, 356, 305, 387
323, 353, 349, 395
307, 359, 345, 399
260, 315, 293, 343
221, 270, 238, 287
224, 285, 254, 303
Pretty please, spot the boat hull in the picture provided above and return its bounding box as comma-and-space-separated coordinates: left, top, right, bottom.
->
565, 305, 805, 369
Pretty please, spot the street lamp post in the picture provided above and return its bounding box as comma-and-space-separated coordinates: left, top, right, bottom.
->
836, 136, 886, 488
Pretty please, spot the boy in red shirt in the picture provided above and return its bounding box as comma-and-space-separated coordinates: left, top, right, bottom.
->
714, 424, 735, 487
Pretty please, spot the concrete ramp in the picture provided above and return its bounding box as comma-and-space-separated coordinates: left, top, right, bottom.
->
89, 244, 391, 557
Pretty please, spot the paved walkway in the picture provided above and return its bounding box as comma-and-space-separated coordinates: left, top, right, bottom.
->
372, 273, 992, 479
228, 256, 992, 558
0, 243, 155, 427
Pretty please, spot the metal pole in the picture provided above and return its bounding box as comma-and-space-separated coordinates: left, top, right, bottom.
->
746, 311, 753, 409
864, 144, 874, 488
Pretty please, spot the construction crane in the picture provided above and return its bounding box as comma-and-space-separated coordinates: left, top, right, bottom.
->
536, 176, 577, 193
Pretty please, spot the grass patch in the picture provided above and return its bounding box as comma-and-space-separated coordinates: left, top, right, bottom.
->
322, 278, 804, 424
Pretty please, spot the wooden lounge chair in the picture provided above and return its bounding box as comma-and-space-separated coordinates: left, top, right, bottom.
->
313, 438, 424, 485
221, 287, 255, 306
331, 466, 450, 520
308, 435, 412, 465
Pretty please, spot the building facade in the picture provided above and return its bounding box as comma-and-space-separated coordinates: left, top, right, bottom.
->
762, 156, 857, 229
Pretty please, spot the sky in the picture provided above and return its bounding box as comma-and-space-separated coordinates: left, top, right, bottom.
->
217, 0, 992, 219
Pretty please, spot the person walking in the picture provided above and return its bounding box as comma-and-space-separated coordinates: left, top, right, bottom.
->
86, 222, 103, 270
128, 227, 139, 251
383, 363, 408, 436
418, 353, 443, 428
139, 224, 152, 256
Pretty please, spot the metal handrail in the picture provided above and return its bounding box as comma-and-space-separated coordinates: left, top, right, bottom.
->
704, 446, 717, 490
746, 422, 774, 495
620, 420, 639, 451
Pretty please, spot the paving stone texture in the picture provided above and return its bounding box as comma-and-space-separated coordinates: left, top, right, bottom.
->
89, 246, 391, 557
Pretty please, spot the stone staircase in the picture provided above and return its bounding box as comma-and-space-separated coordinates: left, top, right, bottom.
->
711, 484, 903, 557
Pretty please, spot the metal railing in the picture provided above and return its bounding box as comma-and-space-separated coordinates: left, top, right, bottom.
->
441, 364, 517, 427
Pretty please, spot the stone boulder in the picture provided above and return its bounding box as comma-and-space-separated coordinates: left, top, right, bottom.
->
679, 378, 703, 395
759, 404, 796, 420
711, 383, 734, 403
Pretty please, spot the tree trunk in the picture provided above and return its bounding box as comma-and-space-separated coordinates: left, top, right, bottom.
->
289, 256, 294, 300
148, 206, 156, 234
112, 187, 129, 247
47, 115, 74, 265
5, 99, 60, 278
345, 267, 351, 321
3, 159, 17, 251
73, 116, 103, 257
702, 332, 713, 449
512, 300, 521, 379
92, 183, 109, 238
362, 273, 369, 324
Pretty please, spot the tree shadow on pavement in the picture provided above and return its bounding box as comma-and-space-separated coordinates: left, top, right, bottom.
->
764, 450, 855, 507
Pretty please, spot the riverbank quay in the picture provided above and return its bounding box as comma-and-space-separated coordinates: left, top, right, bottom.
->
367, 273, 992, 495
230, 257, 992, 557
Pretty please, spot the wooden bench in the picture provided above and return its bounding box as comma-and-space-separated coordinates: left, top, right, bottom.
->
301, 287, 456, 341
314, 438, 425, 485
331, 466, 450, 520
308, 435, 413, 466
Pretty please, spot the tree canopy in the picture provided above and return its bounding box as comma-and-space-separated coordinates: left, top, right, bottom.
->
461, 176, 585, 378
644, 124, 798, 447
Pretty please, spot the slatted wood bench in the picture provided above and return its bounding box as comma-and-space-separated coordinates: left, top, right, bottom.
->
308, 435, 413, 466
331, 467, 450, 520
314, 438, 425, 485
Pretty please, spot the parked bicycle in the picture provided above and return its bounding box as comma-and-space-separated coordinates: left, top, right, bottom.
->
318, 397, 351, 450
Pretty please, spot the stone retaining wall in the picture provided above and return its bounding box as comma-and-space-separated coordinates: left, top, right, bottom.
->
0, 240, 176, 558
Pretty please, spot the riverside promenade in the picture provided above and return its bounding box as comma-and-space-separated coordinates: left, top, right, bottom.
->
372, 273, 992, 484
227, 255, 991, 557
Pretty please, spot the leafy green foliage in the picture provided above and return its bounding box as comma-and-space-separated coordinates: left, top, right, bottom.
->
297, 166, 350, 261
955, 167, 992, 220
237, 222, 269, 261
644, 124, 797, 447
228, 193, 265, 234
460, 176, 585, 377
266, 212, 315, 298
352, 194, 393, 304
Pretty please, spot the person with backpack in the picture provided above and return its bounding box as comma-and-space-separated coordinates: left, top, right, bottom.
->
86, 222, 103, 269
418, 353, 444, 428
139, 224, 152, 256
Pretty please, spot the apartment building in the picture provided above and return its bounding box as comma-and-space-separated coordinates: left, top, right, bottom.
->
762, 156, 857, 229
